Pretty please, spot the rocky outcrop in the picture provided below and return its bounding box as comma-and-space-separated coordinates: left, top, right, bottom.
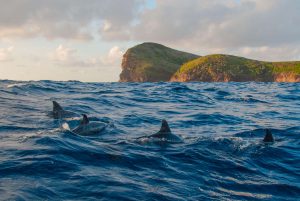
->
274, 73, 300, 82
119, 43, 199, 82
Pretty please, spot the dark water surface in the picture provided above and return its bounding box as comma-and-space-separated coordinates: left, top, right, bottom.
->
0, 80, 299, 200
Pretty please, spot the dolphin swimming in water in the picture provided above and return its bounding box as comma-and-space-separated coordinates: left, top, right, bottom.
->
263, 129, 274, 143
71, 114, 107, 135
147, 119, 183, 143
51, 101, 80, 119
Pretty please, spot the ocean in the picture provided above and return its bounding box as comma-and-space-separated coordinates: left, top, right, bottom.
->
0, 80, 299, 200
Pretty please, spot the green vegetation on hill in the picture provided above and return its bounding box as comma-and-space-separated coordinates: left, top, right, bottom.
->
119, 43, 300, 82
119, 43, 199, 82
271, 62, 300, 74
171, 54, 300, 82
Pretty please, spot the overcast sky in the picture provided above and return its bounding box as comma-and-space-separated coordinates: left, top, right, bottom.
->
0, 0, 299, 82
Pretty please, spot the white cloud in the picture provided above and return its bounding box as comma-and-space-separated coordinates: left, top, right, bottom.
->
1, 0, 300, 61
106, 0, 299, 61
50, 45, 96, 67
101, 46, 123, 65
237, 46, 300, 61
129, 0, 300, 49
0, 46, 14, 61
50, 45, 123, 68
0, 0, 146, 40
53, 45, 77, 62
102, 21, 112, 32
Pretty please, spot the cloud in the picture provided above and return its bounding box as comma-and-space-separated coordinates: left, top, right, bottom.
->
99, 0, 297, 61
236, 46, 300, 61
129, 0, 300, 49
0, 0, 145, 40
50, 45, 123, 67
0, 46, 14, 61
53, 45, 77, 62
50, 44, 97, 67
100, 46, 123, 65
2, 1, 299, 50
1, 0, 300, 63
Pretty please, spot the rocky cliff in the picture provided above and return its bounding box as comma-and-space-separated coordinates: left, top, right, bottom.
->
119, 43, 199, 82
119, 43, 300, 82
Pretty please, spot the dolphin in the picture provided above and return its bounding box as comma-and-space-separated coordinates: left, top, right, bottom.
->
51, 101, 80, 119
263, 129, 274, 143
71, 114, 107, 135
148, 119, 183, 143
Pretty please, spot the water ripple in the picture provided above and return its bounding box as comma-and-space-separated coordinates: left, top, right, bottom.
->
0, 80, 299, 200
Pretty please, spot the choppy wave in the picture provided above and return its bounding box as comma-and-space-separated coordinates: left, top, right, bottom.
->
0, 80, 299, 200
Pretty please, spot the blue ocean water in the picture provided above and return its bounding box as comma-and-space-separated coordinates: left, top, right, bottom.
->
0, 80, 299, 201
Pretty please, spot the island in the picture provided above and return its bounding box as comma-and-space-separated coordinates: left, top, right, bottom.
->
119, 43, 300, 82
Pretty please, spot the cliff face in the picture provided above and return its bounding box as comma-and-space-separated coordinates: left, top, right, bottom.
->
274, 73, 300, 82
119, 43, 199, 82
171, 54, 300, 82
119, 43, 300, 82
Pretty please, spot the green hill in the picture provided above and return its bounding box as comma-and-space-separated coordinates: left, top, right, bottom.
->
119, 43, 300, 82
171, 54, 300, 82
119, 43, 199, 82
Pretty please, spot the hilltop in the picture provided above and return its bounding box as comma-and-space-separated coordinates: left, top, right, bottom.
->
119, 43, 199, 82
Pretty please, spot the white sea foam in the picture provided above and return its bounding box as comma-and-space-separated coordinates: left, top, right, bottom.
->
6, 83, 27, 88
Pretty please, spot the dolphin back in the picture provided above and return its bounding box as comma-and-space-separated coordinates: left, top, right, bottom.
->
72, 122, 106, 136
53, 101, 63, 112
263, 129, 274, 142
159, 119, 171, 133
80, 114, 89, 125
51, 101, 80, 119
72, 114, 107, 135
149, 120, 183, 143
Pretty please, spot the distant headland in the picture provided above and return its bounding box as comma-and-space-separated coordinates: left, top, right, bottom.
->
119, 42, 300, 82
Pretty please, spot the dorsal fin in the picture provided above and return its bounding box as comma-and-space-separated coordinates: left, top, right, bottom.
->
159, 119, 171, 133
53, 101, 63, 112
80, 114, 89, 125
263, 129, 274, 142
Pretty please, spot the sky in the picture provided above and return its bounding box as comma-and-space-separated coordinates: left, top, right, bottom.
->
0, 0, 300, 82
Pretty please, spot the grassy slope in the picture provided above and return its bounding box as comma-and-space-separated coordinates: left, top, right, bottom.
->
172, 54, 300, 81
122, 43, 199, 81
